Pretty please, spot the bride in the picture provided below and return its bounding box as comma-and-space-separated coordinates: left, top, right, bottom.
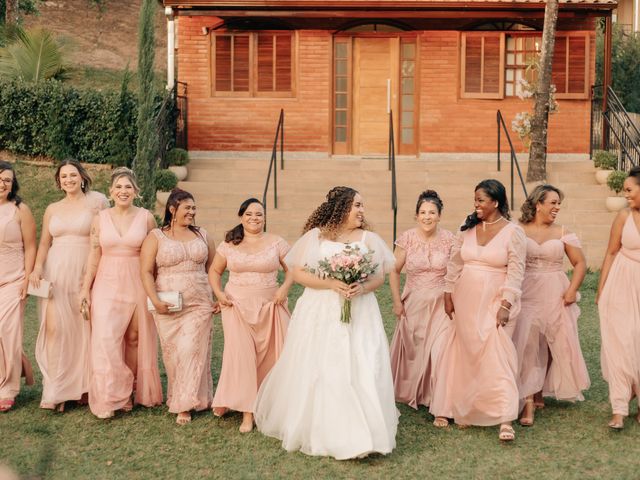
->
254, 186, 398, 460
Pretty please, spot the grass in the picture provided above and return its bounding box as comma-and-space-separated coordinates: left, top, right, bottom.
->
2, 162, 640, 479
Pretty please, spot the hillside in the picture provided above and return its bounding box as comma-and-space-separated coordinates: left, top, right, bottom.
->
23, 0, 167, 74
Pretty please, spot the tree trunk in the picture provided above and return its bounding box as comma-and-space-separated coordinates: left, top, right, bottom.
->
5, 0, 19, 25
527, 0, 559, 182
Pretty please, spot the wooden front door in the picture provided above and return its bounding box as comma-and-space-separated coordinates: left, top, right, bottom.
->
352, 37, 398, 155
332, 35, 417, 156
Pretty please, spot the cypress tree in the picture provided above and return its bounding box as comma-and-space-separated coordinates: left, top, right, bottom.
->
133, 0, 158, 209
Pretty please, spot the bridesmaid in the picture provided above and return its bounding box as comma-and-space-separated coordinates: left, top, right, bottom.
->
140, 188, 217, 425
597, 166, 640, 429
514, 185, 589, 426
430, 179, 526, 441
80, 167, 163, 419
210, 198, 292, 433
30, 159, 108, 412
389, 190, 454, 427
0, 162, 36, 412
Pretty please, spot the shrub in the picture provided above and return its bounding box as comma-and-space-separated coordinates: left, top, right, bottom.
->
154, 169, 178, 192
607, 170, 627, 194
167, 147, 189, 166
593, 149, 617, 170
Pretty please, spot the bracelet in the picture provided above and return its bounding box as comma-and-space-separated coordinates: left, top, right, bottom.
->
499, 305, 511, 312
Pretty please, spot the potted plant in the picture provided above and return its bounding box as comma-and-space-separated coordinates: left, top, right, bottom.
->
605, 170, 628, 212
593, 150, 618, 184
167, 148, 190, 181
155, 169, 178, 206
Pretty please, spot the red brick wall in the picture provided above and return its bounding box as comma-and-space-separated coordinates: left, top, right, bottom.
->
177, 16, 594, 154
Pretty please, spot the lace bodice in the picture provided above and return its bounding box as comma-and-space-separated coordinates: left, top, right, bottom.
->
525, 232, 581, 273
217, 237, 289, 287
153, 229, 209, 276
395, 228, 455, 290
620, 212, 640, 262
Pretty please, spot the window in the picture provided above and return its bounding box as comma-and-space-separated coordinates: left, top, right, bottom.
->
212, 31, 294, 97
460, 32, 590, 100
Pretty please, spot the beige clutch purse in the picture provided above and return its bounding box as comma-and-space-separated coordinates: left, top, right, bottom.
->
27, 279, 53, 298
147, 291, 182, 313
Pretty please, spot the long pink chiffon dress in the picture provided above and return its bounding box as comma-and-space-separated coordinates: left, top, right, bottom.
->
430, 222, 526, 426
599, 212, 640, 417
0, 203, 30, 402
389, 228, 455, 409
88, 208, 163, 416
513, 230, 590, 404
151, 228, 215, 413
35, 191, 108, 406
211, 238, 290, 413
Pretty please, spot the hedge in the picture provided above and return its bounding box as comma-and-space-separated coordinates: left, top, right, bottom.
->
0, 79, 175, 165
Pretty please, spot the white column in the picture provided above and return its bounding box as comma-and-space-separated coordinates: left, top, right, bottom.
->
165, 7, 175, 90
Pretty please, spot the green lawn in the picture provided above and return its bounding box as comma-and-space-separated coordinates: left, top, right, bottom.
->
1, 162, 639, 479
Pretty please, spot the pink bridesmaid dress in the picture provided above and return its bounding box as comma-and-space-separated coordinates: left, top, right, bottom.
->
151, 228, 215, 413
35, 191, 107, 406
212, 238, 290, 413
513, 231, 590, 403
88, 208, 163, 416
430, 222, 526, 426
599, 213, 640, 417
0, 203, 30, 403
389, 228, 455, 409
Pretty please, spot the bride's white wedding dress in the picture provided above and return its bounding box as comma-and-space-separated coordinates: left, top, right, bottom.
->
254, 228, 398, 460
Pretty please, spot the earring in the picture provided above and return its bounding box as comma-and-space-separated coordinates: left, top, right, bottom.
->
81, 181, 85, 189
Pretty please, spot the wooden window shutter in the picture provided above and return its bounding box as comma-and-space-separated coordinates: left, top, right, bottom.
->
275, 34, 292, 91
257, 32, 292, 93
461, 33, 504, 99
553, 34, 589, 99
214, 34, 250, 93
215, 36, 232, 91
257, 33, 274, 91
233, 35, 250, 92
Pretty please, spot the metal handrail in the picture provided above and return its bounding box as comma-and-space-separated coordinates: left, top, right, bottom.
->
388, 110, 397, 247
496, 110, 528, 208
604, 86, 640, 170
262, 109, 284, 231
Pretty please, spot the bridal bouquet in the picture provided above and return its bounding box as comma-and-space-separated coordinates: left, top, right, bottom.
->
306, 245, 378, 323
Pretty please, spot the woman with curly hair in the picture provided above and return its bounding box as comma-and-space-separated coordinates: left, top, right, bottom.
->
430, 179, 526, 442
512, 184, 589, 427
254, 186, 398, 460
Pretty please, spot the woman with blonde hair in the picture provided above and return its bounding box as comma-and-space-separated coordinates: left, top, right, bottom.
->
140, 188, 217, 425
513, 184, 589, 427
80, 167, 163, 419
0, 162, 37, 412
255, 186, 398, 459
31, 159, 108, 412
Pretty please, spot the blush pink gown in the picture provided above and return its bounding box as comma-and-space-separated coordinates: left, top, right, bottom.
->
599, 212, 640, 416
35, 191, 108, 406
513, 231, 590, 404
389, 228, 454, 409
430, 222, 526, 426
0, 203, 30, 402
211, 238, 290, 413
151, 228, 215, 414
88, 208, 163, 416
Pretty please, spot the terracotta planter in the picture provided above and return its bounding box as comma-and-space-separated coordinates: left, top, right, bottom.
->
169, 165, 188, 181
595, 169, 613, 185
605, 196, 628, 212
156, 191, 171, 206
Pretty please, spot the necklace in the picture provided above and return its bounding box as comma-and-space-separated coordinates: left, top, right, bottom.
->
482, 216, 504, 231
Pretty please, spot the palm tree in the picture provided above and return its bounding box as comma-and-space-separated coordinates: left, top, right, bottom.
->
0, 26, 67, 82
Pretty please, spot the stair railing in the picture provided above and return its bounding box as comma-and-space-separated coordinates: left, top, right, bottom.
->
262, 109, 284, 231
388, 110, 397, 247
496, 110, 528, 208
602, 86, 640, 171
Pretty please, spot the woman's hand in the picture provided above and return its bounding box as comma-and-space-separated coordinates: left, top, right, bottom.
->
444, 293, 454, 320
496, 301, 512, 327
563, 288, 578, 306
273, 286, 289, 305
28, 267, 42, 289
347, 282, 366, 299
19, 278, 29, 300
153, 301, 175, 315
212, 301, 221, 314
392, 301, 405, 319
329, 279, 350, 298
217, 293, 233, 308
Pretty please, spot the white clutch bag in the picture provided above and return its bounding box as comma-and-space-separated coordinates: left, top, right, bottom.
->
27, 279, 53, 298
147, 291, 182, 313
